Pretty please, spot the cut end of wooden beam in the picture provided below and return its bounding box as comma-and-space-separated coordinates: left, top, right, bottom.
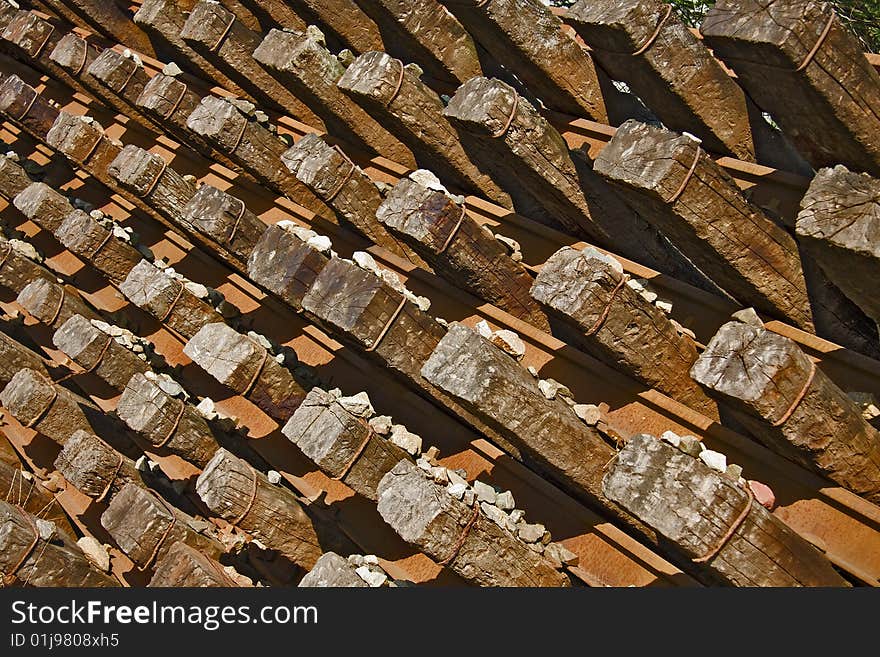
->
336, 50, 403, 103
186, 95, 246, 143
183, 322, 261, 386
443, 76, 518, 137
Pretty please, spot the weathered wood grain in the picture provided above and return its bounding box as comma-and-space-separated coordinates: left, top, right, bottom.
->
0, 368, 92, 444
691, 320, 880, 504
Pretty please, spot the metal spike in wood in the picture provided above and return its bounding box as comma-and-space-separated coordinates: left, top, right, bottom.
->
593, 119, 879, 355
45, 112, 122, 189
85, 48, 164, 134
119, 260, 224, 339
566, 0, 756, 161
0, 74, 59, 139
377, 459, 569, 586
148, 540, 243, 587
253, 29, 415, 167
0, 330, 49, 388
0, 460, 76, 537
377, 177, 549, 330
298, 551, 367, 587
796, 165, 880, 327
180, 1, 323, 126
52, 314, 148, 391
281, 387, 411, 501
440, 0, 608, 121
701, 0, 880, 177
54, 429, 141, 504
107, 145, 197, 230
115, 372, 220, 469
604, 433, 849, 586
183, 323, 307, 423
420, 322, 646, 538
54, 210, 141, 286
0, 368, 92, 444
0, 500, 117, 587
17, 278, 99, 329
196, 448, 356, 570
181, 183, 265, 268
281, 134, 423, 264
337, 52, 511, 206
443, 77, 700, 285
64, 0, 155, 57
12, 181, 73, 233
353, 0, 482, 85
691, 320, 880, 504
531, 246, 717, 418
0, 154, 33, 200
0, 239, 57, 296
246, 224, 329, 312
101, 483, 224, 571
185, 95, 325, 213
133, 0, 249, 97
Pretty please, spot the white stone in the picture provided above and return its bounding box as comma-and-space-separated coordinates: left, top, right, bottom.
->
527, 366, 538, 378
545, 542, 579, 567
573, 404, 601, 426
184, 281, 209, 298
475, 320, 493, 339
640, 290, 658, 303
732, 307, 763, 328
660, 430, 681, 448
538, 378, 571, 400
678, 435, 703, 457
162, 61, 183, 77
156, 377, 184, 398
77, 536, 110, 572
518, 523, 546, 543
135, 455, 150, 472
472, 480, 496, 504
196, 397, 216, 417
338, 391, 373, 417
655, 300, 673, 314
580, 246, 623, 274
377, 268, 405, 293
462, 489, 475, 506
490, 329, 526, 360
431, 466, 448, 483
447, 482, 467, 499
626, 278, 645, 292
347, 554, 365, 567
306, 235, 332, 254
481, 502, 508, 528
363, 554, 379, 565
267, 470, 282, 485
494, 490, 515, 510
305, 24, 326, 45
408, 169, 447, 193
355, 566, 387, 587
352, 251, 378, 273
494, 234, 521, 254
390, 425, 421, 455
446, 469, 467, 487
508, 509, 525, 524
699, 449, 727, 473
368, 415, 392, 435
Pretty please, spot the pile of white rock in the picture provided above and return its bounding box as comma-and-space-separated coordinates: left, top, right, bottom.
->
659, 429, 776, 510
350, 249, 432, 313
151, 257, 239, 318
89, 318, 164, 367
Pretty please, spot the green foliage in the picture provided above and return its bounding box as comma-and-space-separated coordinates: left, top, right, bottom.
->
668, 0, 880, 53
